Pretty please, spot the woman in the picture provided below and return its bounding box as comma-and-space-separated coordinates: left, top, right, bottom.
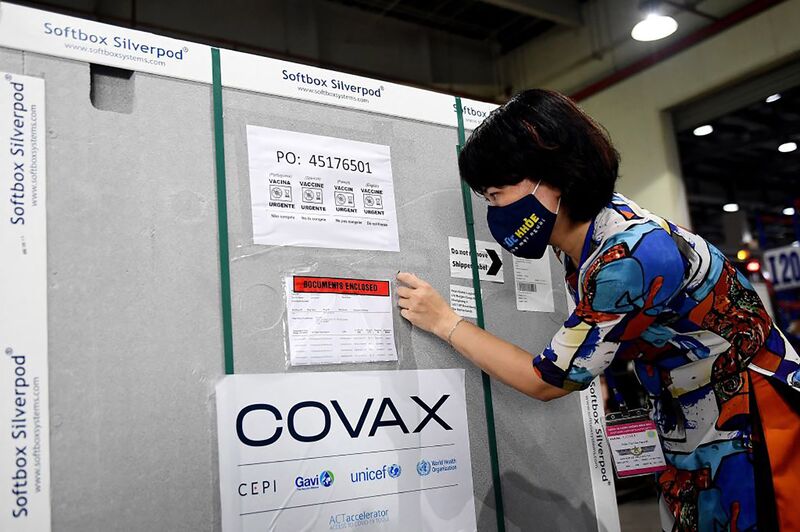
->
397, 89, 800, 531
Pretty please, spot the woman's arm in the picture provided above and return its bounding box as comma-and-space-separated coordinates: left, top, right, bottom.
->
397, 272, 569, 401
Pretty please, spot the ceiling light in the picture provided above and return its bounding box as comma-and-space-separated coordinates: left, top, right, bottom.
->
631, 14, 678, 42
784, 207, 796, 216
778, 142, 797, 153
723, 203, 739, 213
693, 124, 713, 136
765, 93, 781, 103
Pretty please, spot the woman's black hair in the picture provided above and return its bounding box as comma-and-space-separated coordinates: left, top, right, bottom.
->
458, 89, 620, 222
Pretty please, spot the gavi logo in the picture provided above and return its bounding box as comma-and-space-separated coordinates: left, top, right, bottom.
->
295, 470, 335, 490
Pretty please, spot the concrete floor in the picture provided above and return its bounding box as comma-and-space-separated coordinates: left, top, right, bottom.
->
618, 497, 662, 532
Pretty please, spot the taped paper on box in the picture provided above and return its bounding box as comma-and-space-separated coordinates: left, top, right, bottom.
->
247, 126, 399, 252
283, 275, 398, 366
449, 284, 484, 319
512, 255, 554, 313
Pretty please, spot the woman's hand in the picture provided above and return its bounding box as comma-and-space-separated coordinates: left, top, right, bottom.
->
396, 272, 461, 340
397, 273, 568, 401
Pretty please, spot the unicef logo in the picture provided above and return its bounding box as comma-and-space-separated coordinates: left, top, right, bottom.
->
416, 459, 431, 476
388, 464, 401, 479
320, 470, 335, 487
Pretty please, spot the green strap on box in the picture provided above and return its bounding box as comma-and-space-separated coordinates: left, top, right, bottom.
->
211, 47, 235, 375
455, 97, 506, 531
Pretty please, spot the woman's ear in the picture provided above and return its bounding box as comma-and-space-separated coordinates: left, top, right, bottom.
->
534, 181, 562, 214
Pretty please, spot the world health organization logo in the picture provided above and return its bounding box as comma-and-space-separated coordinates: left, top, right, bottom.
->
388, 464, 402, 479
416, 459, 431, 476
320, 470, 335, 487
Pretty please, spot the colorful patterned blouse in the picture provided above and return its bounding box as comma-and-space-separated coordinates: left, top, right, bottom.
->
532, 194, 800, 531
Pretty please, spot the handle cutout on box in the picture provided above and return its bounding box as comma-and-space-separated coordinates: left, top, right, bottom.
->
90, 64, 134, 114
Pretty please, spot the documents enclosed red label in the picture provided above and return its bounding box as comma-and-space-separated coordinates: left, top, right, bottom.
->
292, 276, 390, 296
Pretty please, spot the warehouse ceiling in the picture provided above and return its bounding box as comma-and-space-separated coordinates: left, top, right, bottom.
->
11, 0, 768, 101
675, 84, 800, 251
323, 0, 581, 53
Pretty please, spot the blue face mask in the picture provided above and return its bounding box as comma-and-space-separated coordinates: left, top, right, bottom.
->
486, 181, 559, 260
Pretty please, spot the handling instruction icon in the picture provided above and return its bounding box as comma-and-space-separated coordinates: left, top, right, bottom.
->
302, 187, 323, 204
363, 193, 383, 209
335, 192, 355, 207
269, 184, 293, 202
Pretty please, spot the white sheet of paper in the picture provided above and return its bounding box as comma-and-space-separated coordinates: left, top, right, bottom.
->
513, 255, 554, 313
247, 125, 399, 251
284, 276, 398, 366
449, 284, 482, 319
449, 236, 504, 283
1, 72, 52, 532
215, 370, 478, 532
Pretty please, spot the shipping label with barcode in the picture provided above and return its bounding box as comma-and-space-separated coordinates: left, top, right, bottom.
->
512, 254, 554, 313
517, 282, 538, 293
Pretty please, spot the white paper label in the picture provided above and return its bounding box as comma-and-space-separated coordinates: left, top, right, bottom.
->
1, 72, 51, 532
215, 370, 478, 532
284, 276, 398, 366
0, 2, 212, 83
579, 380, 621, 532
512, 255, 554, 313
247, 126, 399, 252
568, 281, 620, 530
221, 49, 496, 130
448, 236, 504, 283
449, 284, 482, 319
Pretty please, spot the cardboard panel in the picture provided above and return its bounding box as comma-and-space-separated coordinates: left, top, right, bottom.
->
0, 45, 596, 531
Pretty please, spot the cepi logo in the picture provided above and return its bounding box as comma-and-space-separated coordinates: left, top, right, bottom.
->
296, 470, 335, 490
350, 464, 401, 484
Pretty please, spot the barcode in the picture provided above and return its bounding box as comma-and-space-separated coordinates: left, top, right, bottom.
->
517, 282, 538, 292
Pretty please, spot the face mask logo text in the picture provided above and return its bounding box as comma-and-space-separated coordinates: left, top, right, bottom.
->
503, 212, 541, 248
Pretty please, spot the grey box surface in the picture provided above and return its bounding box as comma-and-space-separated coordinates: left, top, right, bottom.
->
1, 47, 597, 531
